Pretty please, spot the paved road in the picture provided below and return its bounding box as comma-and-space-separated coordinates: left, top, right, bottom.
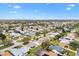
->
0, 31, 56, 53
0, 29, 76, 55
0, 39, 24, 53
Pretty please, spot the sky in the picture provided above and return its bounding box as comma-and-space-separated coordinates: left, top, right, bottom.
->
0, 3, 79, 20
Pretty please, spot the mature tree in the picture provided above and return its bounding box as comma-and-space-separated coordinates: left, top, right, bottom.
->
75, 29, 79, 37
8, 25, 13, 30
36, 28, 38, 30
22, 36, 31, 45
4, 39, 13, 46
33, 36, 39, 40
41, 40, 51, 50
69, 41, 79, 50
43, 29, 48, 37
0, 33, 6, 46
21, 24, 24, 31
0, 27, 3, 33
35, 32, 40, 36
75, 22, 79, 28
53, 33, 65, 40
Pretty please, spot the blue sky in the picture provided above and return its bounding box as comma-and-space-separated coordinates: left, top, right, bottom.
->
0, 3, 79, 20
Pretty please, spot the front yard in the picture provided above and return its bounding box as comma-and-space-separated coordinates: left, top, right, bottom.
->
51, 39, 59, 46
62, 49, 76, 56
0, 43, 13, 50
27, 46, 42, 56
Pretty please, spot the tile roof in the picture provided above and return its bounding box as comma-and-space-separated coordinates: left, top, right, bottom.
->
3, 51, 13, 56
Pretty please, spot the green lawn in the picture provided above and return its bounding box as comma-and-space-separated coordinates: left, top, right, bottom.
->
0, 43, 13, 50
63, 49, 75, 56
27, 46, 41, 56
69, 46, 77, 51
6, 34, 16, 40
51, 39, 59, 46
68, 51, 75, 56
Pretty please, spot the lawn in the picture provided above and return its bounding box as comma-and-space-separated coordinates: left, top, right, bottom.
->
0, 43, 13, 50
63, 49, 75, 56
51, 39, 59, 46
6, 34, 16, 40
68, 51, 75, 56
69, 46, 77, 51
27, 46, 41, 56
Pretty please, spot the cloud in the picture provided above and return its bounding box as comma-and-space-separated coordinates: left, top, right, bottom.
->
46, 3, 51, 5
67, 7, 71, 10
13, 5, 21, 9
68, 4, 75, 7
8, 4, 21, 9
34, 10, 38, 13
8, 4, 12, 7
10, 11, 17, 14
66, 4, 75, 11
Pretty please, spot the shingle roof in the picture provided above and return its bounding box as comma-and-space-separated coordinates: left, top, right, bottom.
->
49, 45, 64, 52
59, 37, 73, 44
10, 46, 31, 56
77, 49, 79, 56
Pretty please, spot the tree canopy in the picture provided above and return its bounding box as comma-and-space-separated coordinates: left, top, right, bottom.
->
69, 41, 79, 50
0, 33, 6, 40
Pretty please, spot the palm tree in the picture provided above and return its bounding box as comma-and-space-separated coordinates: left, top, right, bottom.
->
43, 29, 48, 37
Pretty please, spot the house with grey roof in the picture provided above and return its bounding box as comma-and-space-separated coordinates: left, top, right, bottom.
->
9, 46, 31, 56
0, 42, 4, 47
76, 48, 79, 56
59, 37, 73, 44
49, 45, 65, 56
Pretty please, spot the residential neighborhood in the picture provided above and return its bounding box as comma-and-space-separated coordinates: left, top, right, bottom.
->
0, 20, 79, 56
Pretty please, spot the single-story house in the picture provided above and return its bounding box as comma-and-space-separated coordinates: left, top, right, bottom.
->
3, 51, 13, 56
10, 32, 21, 38
76, 48, 79, 56
35, 50, 57, 56
42, 51, 57, 56
9, 46, 31, 56
0, 42, 4, 47
59, 37, 73, 48
49, 45, 64, 56
25, 32, 35, 36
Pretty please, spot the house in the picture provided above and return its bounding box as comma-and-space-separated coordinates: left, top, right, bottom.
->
76, 48, 79, 56
3, 51, 13, 56
35, 50, 57, 56
48, 32, 60, 38
10, 32, 21, 38
9, 46, 31, 56
0, 42, 4, 47
25, 32, 35, 36
59, 37, 73, 48
49, 45, 64, 56
42, 51, 57, 56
